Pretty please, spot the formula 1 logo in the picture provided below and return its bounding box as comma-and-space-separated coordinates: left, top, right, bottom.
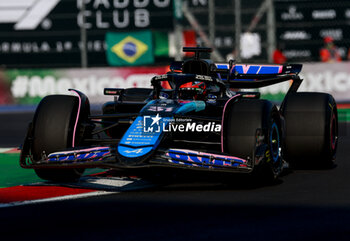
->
0, 0, 60, 30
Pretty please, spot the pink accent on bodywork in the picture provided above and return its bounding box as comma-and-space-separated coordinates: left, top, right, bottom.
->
49, 147, 110, 156
278, 66, 283, 73
221, 94, 241, 152
242, 65, 250, 74
256, 66, 262, 74
199, 151, 246, 162
167, 148, 247, 162
69, 90, 81, 147
230, 64, 236, 74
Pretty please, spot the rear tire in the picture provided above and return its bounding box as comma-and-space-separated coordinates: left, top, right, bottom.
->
32, 95, 89, 182
282, 92, 338, 167
223, 99, 283, 181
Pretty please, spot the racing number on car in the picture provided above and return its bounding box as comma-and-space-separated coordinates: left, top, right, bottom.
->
147, 106, 174, 112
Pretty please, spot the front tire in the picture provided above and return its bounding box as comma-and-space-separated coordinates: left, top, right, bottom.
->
223, 99, 283, 181
31, 95, 89, 182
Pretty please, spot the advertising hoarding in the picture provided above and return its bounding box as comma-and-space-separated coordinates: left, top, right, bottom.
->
1, 63, 350, 106
1, 66, 168, 105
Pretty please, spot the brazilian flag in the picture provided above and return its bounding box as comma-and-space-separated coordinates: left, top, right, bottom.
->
106, 31, 154, 66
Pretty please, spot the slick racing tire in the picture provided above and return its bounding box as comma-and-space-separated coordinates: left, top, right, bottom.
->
282, 92, 338, 167
31, 95, 89, 182
223, 99, 283, 181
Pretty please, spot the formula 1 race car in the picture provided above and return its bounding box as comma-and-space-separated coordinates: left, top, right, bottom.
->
20, 47, 338, 183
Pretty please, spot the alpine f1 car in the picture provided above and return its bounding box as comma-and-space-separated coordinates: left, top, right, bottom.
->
20, 47, 338, 182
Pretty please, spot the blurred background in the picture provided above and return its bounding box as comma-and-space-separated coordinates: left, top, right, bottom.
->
0, 0, 349, 110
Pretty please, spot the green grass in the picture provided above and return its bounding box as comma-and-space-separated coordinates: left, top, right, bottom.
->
0, 153, 41, 188
0, 153, 106, 188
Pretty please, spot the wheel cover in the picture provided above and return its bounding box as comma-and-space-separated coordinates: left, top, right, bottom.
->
269, 121, 283, 176
330, 114, 337, 151
270, 122, 280, 163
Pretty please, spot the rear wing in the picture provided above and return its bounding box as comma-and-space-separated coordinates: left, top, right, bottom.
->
213, 63, 303, 88
215, 63, 302, 76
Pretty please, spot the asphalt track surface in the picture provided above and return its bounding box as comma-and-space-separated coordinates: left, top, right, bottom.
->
1, 112, 350, 241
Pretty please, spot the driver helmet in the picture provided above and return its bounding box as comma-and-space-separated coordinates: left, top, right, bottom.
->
179, 81, 207, 100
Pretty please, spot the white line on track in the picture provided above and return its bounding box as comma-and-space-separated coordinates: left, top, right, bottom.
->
28, 177, 155, 192
0, 177, 155, 208
0, 147, 18, 153
0, 191, 116, 208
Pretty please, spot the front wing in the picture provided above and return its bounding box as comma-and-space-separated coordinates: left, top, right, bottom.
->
20, 144, 267, 175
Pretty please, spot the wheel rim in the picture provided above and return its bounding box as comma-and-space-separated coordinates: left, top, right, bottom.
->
270, 122, 280, 163
330, 113, 337, 151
